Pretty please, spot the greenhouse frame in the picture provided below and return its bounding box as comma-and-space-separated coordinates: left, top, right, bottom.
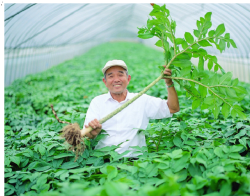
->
4, 3, 250, 86
4, 3, 250, 196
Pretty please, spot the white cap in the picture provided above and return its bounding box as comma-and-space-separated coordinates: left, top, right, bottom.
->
102, 60, 128, 74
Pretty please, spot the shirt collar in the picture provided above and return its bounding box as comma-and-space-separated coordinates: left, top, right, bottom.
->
105, 90, 132, 103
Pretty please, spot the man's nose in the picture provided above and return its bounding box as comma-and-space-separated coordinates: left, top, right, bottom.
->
113, 76, 120, 82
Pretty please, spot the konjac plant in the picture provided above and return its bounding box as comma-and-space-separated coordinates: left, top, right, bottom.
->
60, 3, 247, 158
137, 3, 247, 120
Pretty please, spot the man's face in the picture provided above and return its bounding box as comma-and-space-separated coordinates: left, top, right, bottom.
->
103, 66, 131, 95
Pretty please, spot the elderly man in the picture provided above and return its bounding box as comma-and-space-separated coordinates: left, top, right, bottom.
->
83, 60, 179, 157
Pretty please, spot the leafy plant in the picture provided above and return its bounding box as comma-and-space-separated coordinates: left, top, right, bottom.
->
138, 3, 247, 120
59, 4, 247, 157
4, 41, 250, 196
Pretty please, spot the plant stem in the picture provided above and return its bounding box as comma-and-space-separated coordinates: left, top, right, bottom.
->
156, 128, 164, 152
152, 138, 158, 152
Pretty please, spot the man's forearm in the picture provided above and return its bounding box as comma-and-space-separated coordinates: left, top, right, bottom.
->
166, 82, 180, 113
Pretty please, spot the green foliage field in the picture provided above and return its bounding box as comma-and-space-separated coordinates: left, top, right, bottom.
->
4, 42, 250, 196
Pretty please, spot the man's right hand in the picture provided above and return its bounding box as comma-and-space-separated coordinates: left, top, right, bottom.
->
85, 119, 102, 139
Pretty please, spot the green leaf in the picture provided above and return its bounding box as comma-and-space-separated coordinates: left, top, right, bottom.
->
184, 32, 194, 44
204, 21, 212, 30
173, 136, 182, 147
146, 163, 159, 177
172, 153, 190, 173
231, 78, 238, 86
192, 99, 201, 110
196, 153, 207, 167
219, 72, 232, 85
214, 64, 219, 72
22, 148, 34, 158
106, 166, 118, 180
192, 43, 200, 49
61, 162, 79, 169
177, 53, 191, 60
214, 147, 224, 158
31, 174, 50, 193
233, 86, 247, 94
198, 56, 204, 71
219, 39, 226, 52
38, 144, 46, 156
182, 40, 189, 49
221, 103, 230, 119
199, 85, 207, 98
224, 33, 230, 39
54, 153, 74, 159
171, 149, 183, 159
155, 40, 162, 47
208, 30, 215, 37
213, 104, 220, 119
161, 4, 170, 15
10, 156, 20, 166
138, 162, 148, 168
231, 106, 246, 120
204, 96, 214, 105
196, 20, 202, 31
37, 174, 48, 184
104, 182, 128, 196
175, 38, 184, 45
229, 152, 241, 159
230, 145, 244, 152
180, 67, 191, 77
226, 88, 237, 97
138, 32, 154, 39
172, 59, 191, 68
52, 159, 64, 168
34, 165, 51, 172
205, 12, 212, 21
199, 40, 212, 47
235, 129, 246, 139
207, 59, 213, 70
220, 181, 231, 196
229, 39, 237, 48
193, 30, 200, 38
147, 19, 153, 29
215, 23, 225, 36
188, 163, 202, 177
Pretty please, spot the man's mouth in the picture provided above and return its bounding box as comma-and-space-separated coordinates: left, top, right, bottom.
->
114, 84, 122, 87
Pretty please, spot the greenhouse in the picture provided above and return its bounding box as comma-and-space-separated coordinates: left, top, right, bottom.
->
4, 3, 250, 196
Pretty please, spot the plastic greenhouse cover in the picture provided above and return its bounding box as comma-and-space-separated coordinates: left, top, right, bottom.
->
4, 3, 250, 57
3, 3, 250, 87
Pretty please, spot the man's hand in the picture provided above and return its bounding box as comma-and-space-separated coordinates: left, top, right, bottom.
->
85, 119, 102, 139
162, 66, 180, 113
162, 65, 173, 86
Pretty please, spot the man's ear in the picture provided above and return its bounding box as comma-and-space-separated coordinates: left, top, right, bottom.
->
128, 75, 131, 82
102, 78, 107, 86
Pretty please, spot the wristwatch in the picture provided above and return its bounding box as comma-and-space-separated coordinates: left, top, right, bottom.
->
167, 82, 174, 88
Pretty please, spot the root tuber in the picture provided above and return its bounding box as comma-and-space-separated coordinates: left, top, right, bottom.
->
50, 105, 85, 161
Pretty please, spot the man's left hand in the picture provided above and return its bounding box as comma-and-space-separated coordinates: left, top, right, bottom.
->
162, 66, 173, 86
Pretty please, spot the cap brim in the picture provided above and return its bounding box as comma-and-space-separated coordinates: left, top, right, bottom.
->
102, 65, 127, 74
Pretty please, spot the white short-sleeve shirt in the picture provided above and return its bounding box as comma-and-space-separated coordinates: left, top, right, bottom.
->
83, 91, 172, 157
